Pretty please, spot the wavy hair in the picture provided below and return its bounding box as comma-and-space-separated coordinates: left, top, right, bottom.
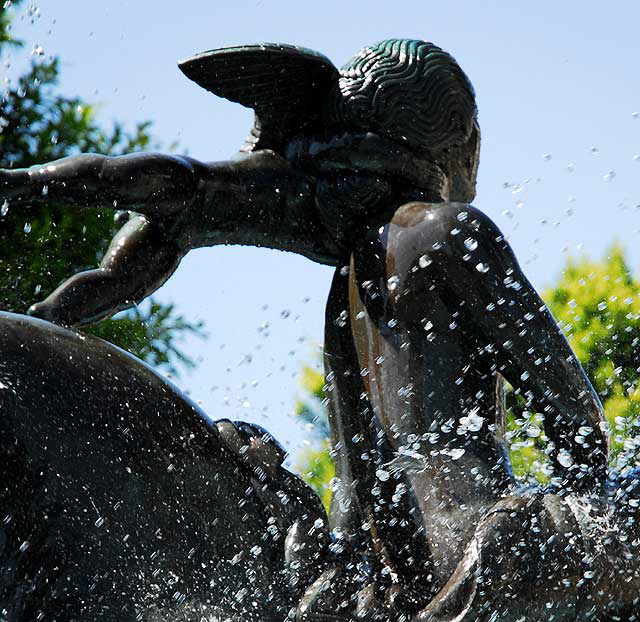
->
334, 39, 477, 154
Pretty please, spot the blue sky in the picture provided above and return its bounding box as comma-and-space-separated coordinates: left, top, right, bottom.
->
4, 1, 640, 461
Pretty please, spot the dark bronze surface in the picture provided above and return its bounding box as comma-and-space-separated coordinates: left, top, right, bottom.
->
1, 38, 638, 621
0, 312, 327, 621
0, 40, 477, 327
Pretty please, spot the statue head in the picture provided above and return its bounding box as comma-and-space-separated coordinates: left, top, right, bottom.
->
333, 39, 480, 202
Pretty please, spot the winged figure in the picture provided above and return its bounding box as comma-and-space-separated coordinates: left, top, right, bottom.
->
1, 39, 638, 622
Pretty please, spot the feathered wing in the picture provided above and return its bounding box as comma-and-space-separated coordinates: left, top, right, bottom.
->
178, 43, 339, 151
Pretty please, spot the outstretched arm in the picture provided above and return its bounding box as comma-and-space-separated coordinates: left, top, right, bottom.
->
0, 153, 200, 216
1, 150, 341, 263
2, 150, 341, 326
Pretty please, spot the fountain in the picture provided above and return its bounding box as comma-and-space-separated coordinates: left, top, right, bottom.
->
1, 39, 639, 621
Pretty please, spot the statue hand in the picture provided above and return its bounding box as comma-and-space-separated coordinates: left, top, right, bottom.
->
215, 419, 287, 475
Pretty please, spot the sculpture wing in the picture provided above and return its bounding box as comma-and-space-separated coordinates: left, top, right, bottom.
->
178, 43, 339, 151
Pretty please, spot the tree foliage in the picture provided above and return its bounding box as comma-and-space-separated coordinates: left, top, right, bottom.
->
294, 366, 334, 509
545, 245, 640, 469
296, 246, 640, 502
0, 1, 204, 374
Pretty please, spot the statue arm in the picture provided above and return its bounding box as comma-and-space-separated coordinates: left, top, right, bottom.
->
3, 150, 341, 326
447, 206, 609, 488
378, 202, 608, 490
1, 151, 340, 264
0, 152, 201, 216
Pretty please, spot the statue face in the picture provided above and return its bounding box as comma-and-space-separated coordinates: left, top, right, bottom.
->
445, 122, 481, 203
286, 123, 480, 208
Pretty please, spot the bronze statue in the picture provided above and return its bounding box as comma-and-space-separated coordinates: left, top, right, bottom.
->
0, 39, 637, 621
0, 312, 329, 621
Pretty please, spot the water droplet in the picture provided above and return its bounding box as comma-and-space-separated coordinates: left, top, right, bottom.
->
1, 200, 8, 216
603, 171, 615, 182
376, 469, 390, 482
464, 237, 478, 252
458, 410, 484, 433
557, 450, 574, 468
475, 262, 489, 274
444, 448, 466, 461
441, 420, 454, 433
23, 222, 32, 234
250, 545, 262, 557
334, 310, 348, 327
387, 275, 399, 291
542, 153, 552, 161
526, 425, 541, 438
418, 255, 432, 269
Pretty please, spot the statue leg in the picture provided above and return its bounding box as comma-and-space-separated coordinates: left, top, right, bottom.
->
28, 215, 184, 326
297, 267, 382, 620
297, 267, 438, 621
348, 201, 608, 589
415, 494, 584, 621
